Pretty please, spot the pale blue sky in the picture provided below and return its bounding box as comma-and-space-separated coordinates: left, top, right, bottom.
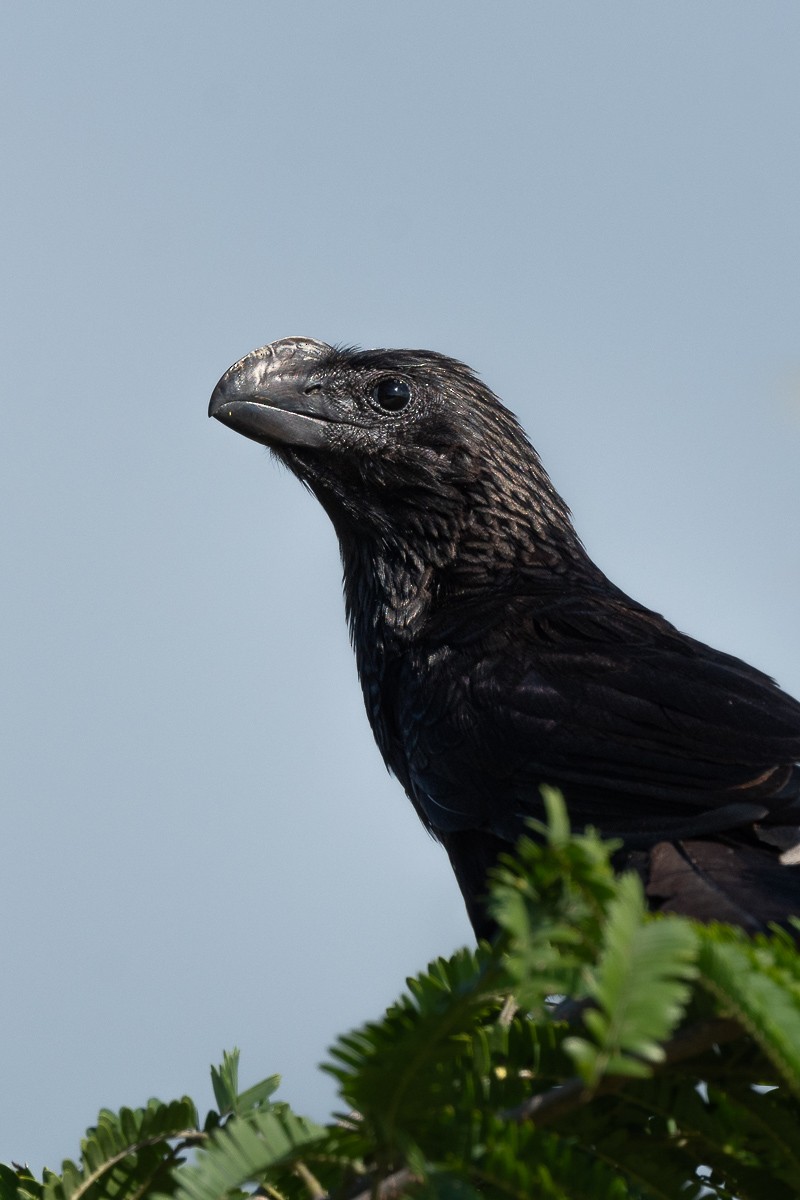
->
2, 1, 799, 1172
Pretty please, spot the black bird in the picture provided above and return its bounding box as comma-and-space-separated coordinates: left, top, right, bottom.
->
209, 337, 800, 940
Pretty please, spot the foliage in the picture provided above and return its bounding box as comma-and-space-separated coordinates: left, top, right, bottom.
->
5, 792, 800, 1200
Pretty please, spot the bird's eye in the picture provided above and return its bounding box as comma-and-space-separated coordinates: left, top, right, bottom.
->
372, 377, 411, 412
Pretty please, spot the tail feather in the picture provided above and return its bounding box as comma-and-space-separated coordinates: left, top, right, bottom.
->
641, 838, 800, 932
443, 825, 800, 942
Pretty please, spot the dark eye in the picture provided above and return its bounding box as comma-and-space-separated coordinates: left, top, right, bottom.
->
372, 377, 411, 412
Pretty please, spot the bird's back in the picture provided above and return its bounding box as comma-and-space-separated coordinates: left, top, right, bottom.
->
368, 580, 800, 938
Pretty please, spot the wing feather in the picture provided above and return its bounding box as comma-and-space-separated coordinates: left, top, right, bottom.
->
403, 586, 800, 841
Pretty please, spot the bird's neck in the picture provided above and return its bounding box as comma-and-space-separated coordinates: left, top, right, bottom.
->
341, 535, 436, 654
339, 491, 593, 656
336, 475, 599, 761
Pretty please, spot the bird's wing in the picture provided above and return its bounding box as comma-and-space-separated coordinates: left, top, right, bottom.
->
404, 588, 800, 842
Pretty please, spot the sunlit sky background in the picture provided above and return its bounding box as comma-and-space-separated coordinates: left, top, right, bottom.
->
2, 1, 799, 1171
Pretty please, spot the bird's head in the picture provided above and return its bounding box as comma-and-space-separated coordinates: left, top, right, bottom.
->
209, 337, 584, 584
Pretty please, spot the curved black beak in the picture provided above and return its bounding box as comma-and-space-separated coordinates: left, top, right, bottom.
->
209, 336, 333, 449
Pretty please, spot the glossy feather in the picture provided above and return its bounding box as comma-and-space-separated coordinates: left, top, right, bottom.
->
210, 340, 800, 939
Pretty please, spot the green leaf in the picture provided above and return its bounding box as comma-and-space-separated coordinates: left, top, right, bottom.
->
233, 1075, 281, 1116
210, 1050, 240, 1116
1, 1164, 44, 1200
13, 796, 800, 1200
539, 785, 572, 847
702, 1081, 800, 1197
562, 872, 698, 1085
324, 944, 503, 1151
471, 1117, 645, 1200
40, 1097, 200, 1200
209, 1049, 280, 1121
697, 925, 800, 1093
489, 791, 622, 1010
166, 1107, 326, 1200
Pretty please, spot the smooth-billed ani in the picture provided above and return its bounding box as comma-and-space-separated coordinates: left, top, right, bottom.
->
209, 337, 800, 940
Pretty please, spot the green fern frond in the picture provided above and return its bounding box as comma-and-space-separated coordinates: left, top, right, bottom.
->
563, 1073, 794, 1199
1, 1163, 44, 1200
701, 1081, 800, 1196
563, 872, 698, 1084
164, 1107, 326, 1200
489, 790, 622, 1009
40, 1097, 199, 1200
696, 925, 800, 1092
210, 1048, 280, 1119
11, 796, 800, 1200
470, 1116, 653, 1200
324, 945, 503, 1148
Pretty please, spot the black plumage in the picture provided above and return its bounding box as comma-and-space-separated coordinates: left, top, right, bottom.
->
209, 337, 800, 940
